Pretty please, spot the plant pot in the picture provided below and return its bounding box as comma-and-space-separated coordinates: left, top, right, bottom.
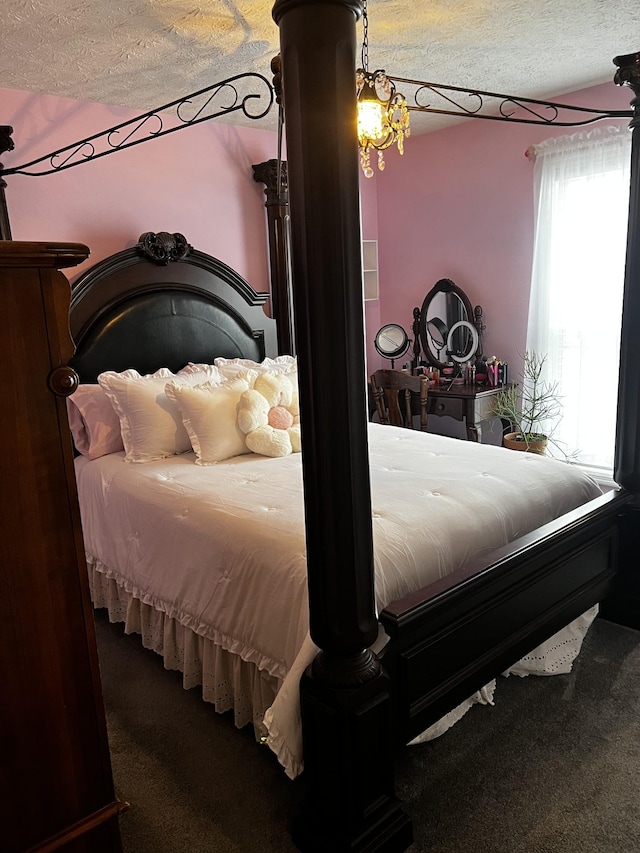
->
503, 431, 548, 455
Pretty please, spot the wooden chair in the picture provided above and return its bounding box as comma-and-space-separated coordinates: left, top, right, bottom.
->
370, 369, 429, 431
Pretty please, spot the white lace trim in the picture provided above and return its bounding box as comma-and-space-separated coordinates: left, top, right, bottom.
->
89, 554, 598, 775
504, 605, 598, 677
88, 558, 280, 736
408, 681, 497, 745
88, 555, 287, 682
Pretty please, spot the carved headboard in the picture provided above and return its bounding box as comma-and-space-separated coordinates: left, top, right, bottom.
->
69, 231, 278, 382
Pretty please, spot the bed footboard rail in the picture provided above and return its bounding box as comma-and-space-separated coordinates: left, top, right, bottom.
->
379, 488, 631, 747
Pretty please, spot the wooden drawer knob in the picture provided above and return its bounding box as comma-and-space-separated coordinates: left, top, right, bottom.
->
48, 365, 79, 397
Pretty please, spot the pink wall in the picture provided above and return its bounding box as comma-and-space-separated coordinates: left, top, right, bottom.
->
369, 81, 632, 375
1, 89, 279, 289
2, 81, 631, 378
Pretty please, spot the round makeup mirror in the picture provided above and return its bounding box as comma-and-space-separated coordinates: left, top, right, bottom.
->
446, 320, 479, 363
374, 323, 410, 368
418, 279, 477, 370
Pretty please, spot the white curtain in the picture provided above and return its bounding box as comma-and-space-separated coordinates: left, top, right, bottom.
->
526, 125, 631, 474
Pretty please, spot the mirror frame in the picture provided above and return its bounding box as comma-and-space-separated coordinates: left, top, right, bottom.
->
374, 323, 410, 364
418, 278, 475, 370
446, 320, 479, 363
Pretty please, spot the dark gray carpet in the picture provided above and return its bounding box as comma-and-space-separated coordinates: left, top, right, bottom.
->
94, 612, 640, 853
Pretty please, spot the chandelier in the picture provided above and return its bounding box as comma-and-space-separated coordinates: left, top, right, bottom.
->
356, 0, 410, 178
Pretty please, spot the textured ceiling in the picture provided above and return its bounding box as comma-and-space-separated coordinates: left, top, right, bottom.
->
1, 0, 639, 134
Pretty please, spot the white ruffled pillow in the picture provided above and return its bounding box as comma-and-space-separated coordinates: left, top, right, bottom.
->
179, 363, 224, 380
98, 364, 222, 463
165, 376, 253, 465
215, 355, 297, 388
66, 384, 124, 459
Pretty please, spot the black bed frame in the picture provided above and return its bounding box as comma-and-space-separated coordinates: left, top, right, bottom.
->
1, 4, 639, 850
61, 224, 634, 852
67, 232, 278, 381
271, 6, 640, 851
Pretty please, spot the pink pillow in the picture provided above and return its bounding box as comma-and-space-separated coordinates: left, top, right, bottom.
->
67, 385, 124, 459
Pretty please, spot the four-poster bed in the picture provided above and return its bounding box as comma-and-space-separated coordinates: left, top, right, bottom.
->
58, 231, 605, 785
1, 5, 639, 851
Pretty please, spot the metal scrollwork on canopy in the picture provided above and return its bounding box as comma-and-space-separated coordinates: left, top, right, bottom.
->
137, 232, 191, 265
388, 76, 633, 128
1, 73, 274, 178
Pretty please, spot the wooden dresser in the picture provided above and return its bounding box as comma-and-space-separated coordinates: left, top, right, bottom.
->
0, 242, 124, 852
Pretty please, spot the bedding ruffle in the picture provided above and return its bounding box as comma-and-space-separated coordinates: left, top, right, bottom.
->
88, 557, 280, 736
89, 553, 598, 779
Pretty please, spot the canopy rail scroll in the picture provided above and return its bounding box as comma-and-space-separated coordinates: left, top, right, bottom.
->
0, 72, 274, 179
388, 76, 633, 127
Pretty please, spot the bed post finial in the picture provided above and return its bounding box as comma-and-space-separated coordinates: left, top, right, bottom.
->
613, 51, 640, 490
614, 51, 640, 129
0, 126, 15, 240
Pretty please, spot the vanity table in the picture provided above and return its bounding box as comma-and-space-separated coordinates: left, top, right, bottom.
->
425, 383, 505, 442
367, 380, 508, 442
415, 277, 504, 440
371, 277, 508, 442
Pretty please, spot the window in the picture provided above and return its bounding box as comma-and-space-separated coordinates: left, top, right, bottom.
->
526, 125, 631, 476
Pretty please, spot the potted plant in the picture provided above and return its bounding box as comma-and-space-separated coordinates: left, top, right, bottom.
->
492, 351, 562, 456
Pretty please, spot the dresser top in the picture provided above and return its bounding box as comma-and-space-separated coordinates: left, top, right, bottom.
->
0, 240, 89, 269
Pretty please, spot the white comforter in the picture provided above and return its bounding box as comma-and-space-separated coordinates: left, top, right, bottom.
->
76, 424, 602, 773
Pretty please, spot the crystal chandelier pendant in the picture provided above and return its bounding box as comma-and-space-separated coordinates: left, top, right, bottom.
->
355, 1, 410, 178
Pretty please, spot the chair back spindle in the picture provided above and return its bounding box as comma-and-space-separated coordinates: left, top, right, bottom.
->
370, 369, 429, 431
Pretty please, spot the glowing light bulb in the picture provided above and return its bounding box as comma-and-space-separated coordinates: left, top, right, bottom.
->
357, 100, 386, 143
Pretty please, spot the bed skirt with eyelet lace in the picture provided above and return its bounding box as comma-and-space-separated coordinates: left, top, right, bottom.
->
87, 556, 279, 742
87, 553, 598, 775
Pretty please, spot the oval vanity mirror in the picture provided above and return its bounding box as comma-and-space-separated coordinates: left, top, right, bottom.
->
418, 278, 478, 370
374, 323, 410, 368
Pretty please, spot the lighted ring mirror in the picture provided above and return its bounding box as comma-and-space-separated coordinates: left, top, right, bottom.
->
446, 320, 479, 363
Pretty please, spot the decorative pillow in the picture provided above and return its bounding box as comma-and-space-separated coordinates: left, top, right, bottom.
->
97, 365, 222, 463
178, 363, 224, 382
215, 355, 297, 389
165, 376, 253, 465
97, 368, 185, 462
237, 372, 301, 457
66, 384, 124, 459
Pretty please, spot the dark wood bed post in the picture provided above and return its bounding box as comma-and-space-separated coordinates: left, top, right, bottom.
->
272, 0, 412, 850
603, 51, 640, 630
252, 158, 296, 355
614, 51, 640, 491
0, 126, 14, 240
